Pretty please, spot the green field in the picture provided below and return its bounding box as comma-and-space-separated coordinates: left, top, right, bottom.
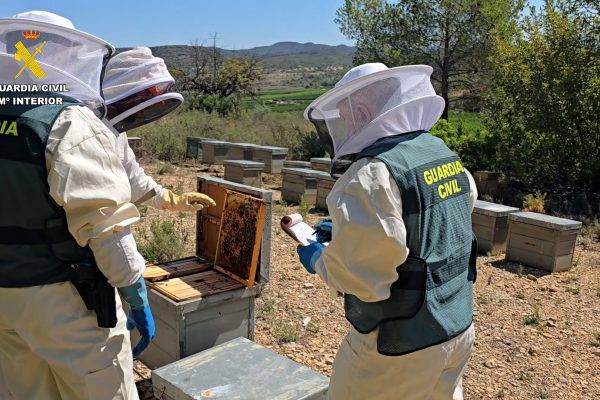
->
243, 87, 328, 113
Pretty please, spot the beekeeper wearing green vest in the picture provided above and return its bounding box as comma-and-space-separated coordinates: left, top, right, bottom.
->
0, 11, 160, 400
298, 63, 478, 400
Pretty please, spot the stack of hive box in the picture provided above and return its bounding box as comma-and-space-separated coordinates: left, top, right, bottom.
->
201, 140, 230, 165
252, 145, 289, 173
223, 160, 265, 188
281, 168, 325, 204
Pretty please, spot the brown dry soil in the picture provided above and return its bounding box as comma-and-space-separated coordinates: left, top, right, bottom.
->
134, 160, 600, 400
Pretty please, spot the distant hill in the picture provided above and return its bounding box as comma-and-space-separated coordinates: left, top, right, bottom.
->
118, 41, 356, 72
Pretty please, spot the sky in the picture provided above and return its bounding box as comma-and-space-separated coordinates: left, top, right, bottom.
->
1, 1, 547, 50
0, 0, 354, 49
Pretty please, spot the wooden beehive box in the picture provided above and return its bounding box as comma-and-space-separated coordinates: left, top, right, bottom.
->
315, 172, 336, 211
252, 145, 289, 174
201, 140, 230, 165
281, 167, 321, 204
226, 142, 259, 161
223, 160, 264, 188
186, 136, 207, 159
310, 157, 332, 172
472, 200, 519, 254
152, 337, 329, 400
506, 211, 582, 272
135, 177, 273, 369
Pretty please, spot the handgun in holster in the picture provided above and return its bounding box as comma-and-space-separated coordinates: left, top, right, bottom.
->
70, 262, 117, 328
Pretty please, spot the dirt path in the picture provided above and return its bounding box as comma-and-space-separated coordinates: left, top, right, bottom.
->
135, 160, 600, 399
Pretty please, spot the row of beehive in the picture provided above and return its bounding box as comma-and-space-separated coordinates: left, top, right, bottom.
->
472, 200, 581, 272
187, 137, 289, 174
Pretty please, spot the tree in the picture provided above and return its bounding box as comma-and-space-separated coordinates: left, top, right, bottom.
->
173, 39, 263, 114
335, 0, 522, 118
486, 0, 599, 213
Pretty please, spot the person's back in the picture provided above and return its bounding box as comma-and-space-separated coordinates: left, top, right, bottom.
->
298, 63, 478, 400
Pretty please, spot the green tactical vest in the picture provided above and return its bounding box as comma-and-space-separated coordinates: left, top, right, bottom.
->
345, 131, 477, 356
0, 93, 94, 287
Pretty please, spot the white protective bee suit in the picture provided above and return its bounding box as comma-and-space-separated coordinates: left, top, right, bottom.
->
305, 63, 478, 400
102, 47, 212, 212
0, 11, 142, 400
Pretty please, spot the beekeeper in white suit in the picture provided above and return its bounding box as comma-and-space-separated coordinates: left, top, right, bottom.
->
102, 47, 215, 211
0, 11, 160, 400
298, 63, 479, 400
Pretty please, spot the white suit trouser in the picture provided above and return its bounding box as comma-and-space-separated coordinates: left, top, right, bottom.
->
329, 324, 475, 400
0, 282, 138, 400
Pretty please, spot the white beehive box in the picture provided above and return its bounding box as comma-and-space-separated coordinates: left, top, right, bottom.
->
252, 145, 289, 173
134, 177, 273, 369
223, 160, 264, 188
506, 211, 581, 272
472, 200, 519, 254
281, 167, 322, 204
152, 337, 329, 400
226, 142, 259, 161
284, 160, 311, 169
201, 140, 230, 165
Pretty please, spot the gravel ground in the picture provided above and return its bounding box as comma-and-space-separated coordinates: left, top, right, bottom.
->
134, 160, 599, 399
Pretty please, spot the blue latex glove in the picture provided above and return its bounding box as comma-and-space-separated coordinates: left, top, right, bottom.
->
314, 219, 333, 243
297, 242, 325, 274
118, 277, 156, 358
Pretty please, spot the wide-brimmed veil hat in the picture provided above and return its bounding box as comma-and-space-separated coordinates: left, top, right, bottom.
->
304, 63, 445, 161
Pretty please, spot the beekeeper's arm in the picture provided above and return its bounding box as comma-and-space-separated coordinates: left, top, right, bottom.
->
113, 130, 215, 212
312, 159, 478, 302
46, 106, 145, 288
114, 130, 161, 205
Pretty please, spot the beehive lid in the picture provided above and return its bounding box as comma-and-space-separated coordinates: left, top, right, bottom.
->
509, 211, 582, 231
284, 160, 311, 168
314, 170, 335, 181
201, 139, 228, 145
223, 160, 265, 170
229, 142, 259, 149
282, 167, 321, 178
152, 337, 330, 400
255, 145, 289, 154
310, 157, 332, 165
473, 200, 519, 217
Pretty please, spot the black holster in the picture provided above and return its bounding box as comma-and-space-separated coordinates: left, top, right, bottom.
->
70, 263, 117, 328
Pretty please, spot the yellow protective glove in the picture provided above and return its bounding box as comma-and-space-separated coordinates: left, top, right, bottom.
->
159, 189, 216, 212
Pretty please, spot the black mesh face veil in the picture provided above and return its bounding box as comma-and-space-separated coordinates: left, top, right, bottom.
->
112, 96, 181, 133
308, 107, 334, 157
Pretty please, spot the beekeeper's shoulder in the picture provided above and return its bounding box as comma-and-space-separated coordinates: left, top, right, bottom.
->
49, 105, 116, 153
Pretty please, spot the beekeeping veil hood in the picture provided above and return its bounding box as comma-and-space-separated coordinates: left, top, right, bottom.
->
0, 10, 114, 115
304, 63, 444, 161
103, 47, 183, 132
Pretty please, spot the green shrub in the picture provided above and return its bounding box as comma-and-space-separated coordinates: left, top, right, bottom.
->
137, 219, 188, 263
272, 320, 299, 343
523, 192, 547, 213
523, 305, 542, 327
